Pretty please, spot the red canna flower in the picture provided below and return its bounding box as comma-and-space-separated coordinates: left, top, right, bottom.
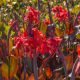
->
54, 37, 62, 45
46, 37, 62, 54
23, 6, 39, 24
13, 28, 46, 57
32, 28, 46, 48
13, 31, 28, 48
52, 5, 68, 21
13, 28, 62, 58
77, 44, 80, 57
38, 41, 49, 55
38, 37, 62, 55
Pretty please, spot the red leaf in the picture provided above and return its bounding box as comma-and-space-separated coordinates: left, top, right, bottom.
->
77, 44, 80, 57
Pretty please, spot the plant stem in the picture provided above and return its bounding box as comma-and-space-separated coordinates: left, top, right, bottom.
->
23, 55, 27, 80
0, 61, 3, 80
37, 0, 41, 20
8, 56, 10, 80
57, 48, 67, 79
65, 0, 72, 55
65, 0, 71, 23
70, 58, 79, 80
26, 21, 32, 36
33, 50, 38, 80
7, 26, 12, 80
7, 20, 18, 80
47, 0, 53, 24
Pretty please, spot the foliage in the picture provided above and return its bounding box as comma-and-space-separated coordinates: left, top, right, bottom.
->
0, 0, 80, 80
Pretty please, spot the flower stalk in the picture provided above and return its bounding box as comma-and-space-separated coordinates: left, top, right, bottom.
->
47, 0, 53, 24
33, 49, 38, 80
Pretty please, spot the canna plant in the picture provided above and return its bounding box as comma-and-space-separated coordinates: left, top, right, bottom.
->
0, 0, 80, 80
13, 27, 62, 80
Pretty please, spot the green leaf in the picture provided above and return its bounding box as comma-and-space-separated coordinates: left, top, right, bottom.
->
0, 31, 2, 37
4, 24, 10, 36
42, 0, 46, 3
71, 5, 80, 13
76, 33, 80, 39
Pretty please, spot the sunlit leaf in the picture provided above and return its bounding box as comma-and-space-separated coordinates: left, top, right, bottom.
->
0, 31, 2, 37
40, 23, 47, 34
11, 31, 15, 36
42, 0, 46, 3
21, 72, 29, 80
20, 27, 24, 32
76, 33, 80, 39
9, 37, 13, 54
4, 24, 10, 36
28, 74, 34, 80
14, 75, 19, 80
0, 22, 3, 27
55, 27, 63, 37
65, 54, 73, 71
6, 0, 11, 2
71, 5, 80, 13
0, 0, 6, 6
45, 67, 52, 79
1, 56, 18, 79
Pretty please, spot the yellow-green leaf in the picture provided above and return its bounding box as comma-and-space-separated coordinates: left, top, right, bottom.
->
40, 23, 47, 34
76, 33, 80, 39
9, 37, 13, 54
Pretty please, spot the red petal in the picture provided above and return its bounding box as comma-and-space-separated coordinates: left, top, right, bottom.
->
77, 44, 80, 57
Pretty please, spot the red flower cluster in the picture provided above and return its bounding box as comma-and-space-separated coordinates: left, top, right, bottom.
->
38, 37, 62, 55
14, 28, 45, 57
23, 6, 39, 23
13, 28, 62, 58
14, 31, 28, 48
47, 37, 62, 54
52, 5, 68, 21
